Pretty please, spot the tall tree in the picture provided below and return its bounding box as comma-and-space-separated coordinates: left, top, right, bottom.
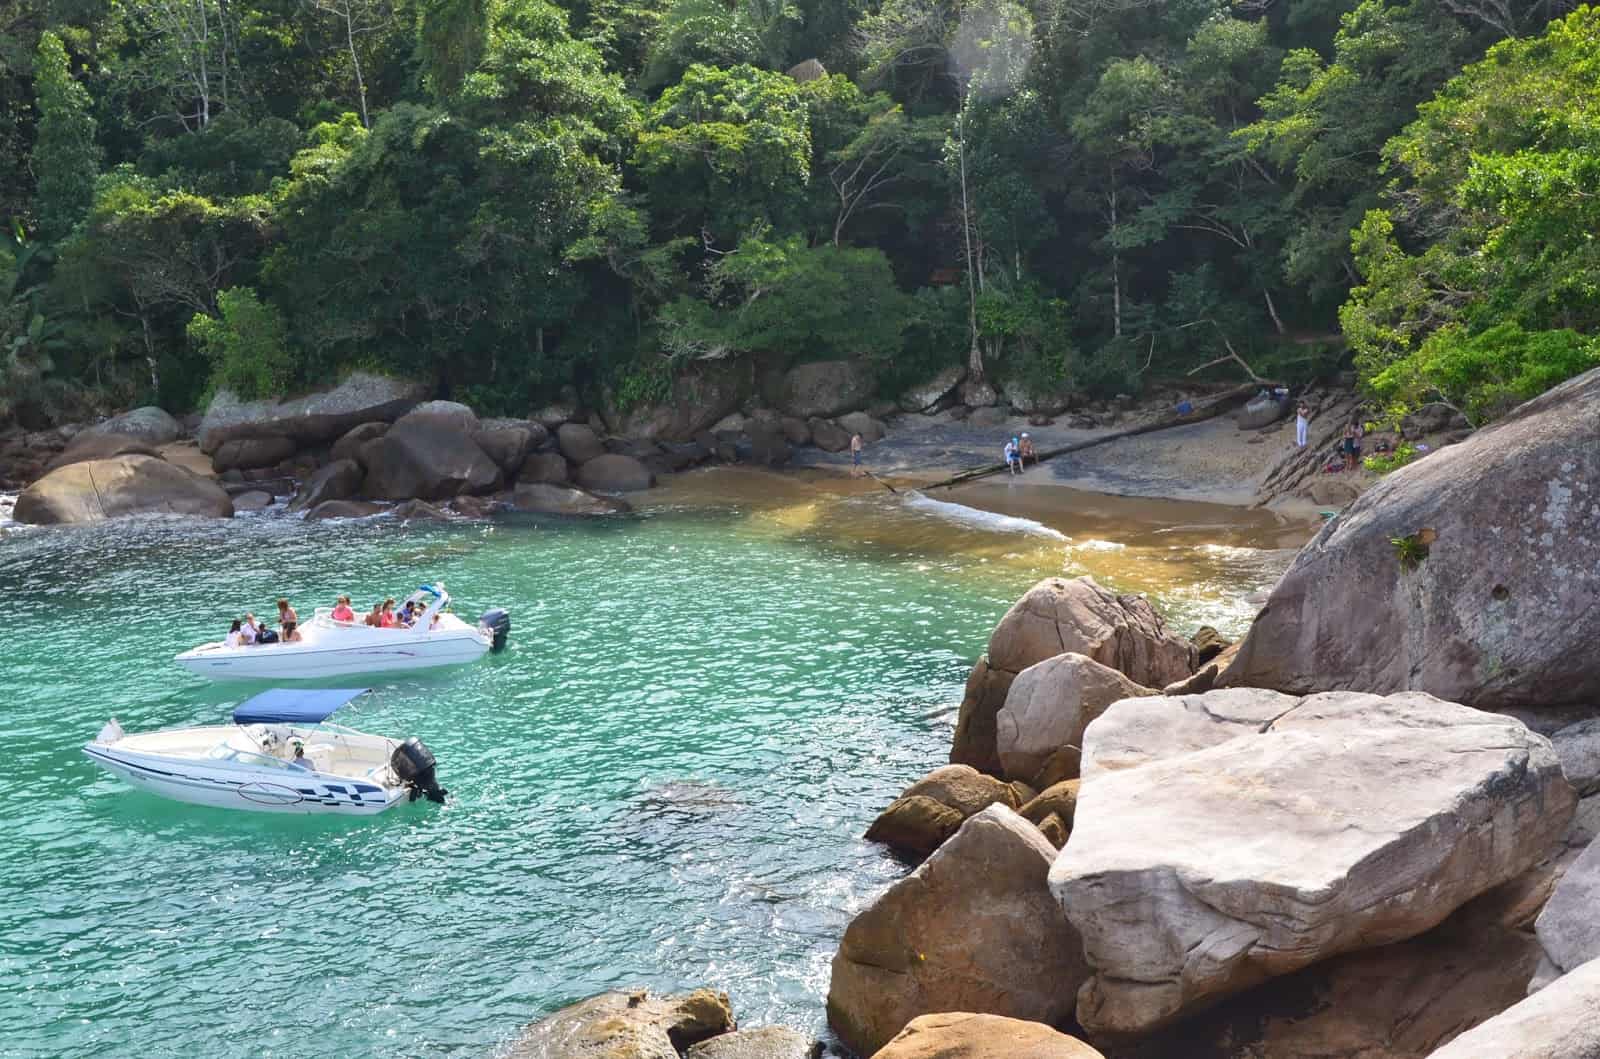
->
31, 31, 100, 242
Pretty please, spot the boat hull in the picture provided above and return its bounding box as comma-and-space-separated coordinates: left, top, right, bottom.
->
175, 627, 490, 680
82, 744, 409, 815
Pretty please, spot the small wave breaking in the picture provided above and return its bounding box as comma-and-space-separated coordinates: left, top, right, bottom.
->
902, 491, 1068, 540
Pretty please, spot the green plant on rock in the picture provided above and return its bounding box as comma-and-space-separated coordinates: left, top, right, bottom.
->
1390, 531, 1430, 571
1364, 443, 1420, 475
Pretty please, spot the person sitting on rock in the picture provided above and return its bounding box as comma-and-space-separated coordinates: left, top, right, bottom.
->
1004, 438, 1021, 475
1018, 433, 1037, 468
331, 596, 355, 623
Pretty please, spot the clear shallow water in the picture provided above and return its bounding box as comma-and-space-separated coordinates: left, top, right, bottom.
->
0, 474, 1303, 1058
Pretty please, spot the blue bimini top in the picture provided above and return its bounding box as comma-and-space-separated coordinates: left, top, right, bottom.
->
232, 688, 370, 726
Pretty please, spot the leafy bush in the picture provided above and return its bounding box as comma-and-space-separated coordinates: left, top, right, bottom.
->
1363, 443, 1419, 475
187, 288, 296, 399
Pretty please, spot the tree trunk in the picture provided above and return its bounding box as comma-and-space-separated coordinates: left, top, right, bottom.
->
957, 112, 982, 379
344, 3, 371, 128
1262, 286, 1286, 335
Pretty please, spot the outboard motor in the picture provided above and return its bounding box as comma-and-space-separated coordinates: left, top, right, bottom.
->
390, 737, 447, 803
479, 607, 511, 652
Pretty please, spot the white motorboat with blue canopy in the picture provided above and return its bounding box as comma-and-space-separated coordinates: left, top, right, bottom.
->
83, 688, 446, 814
175, 583, 510, 680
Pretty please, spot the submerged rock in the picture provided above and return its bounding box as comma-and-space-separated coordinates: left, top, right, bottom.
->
1051, 690, 1574, 1036
1226, 366, 1600, 709
872, 1013, 1104, 1059
231, 490, 274, 512
304, 499, 385, 521
511, 482, 631, 516
829, 805, 1090, 1057
504, 987, 732, 1059
16, 454, 233, 524
1427, 955, 1600, 1058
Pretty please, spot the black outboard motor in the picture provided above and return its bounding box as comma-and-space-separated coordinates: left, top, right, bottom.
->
390, 737, 447, 803
479, 607, 510, 652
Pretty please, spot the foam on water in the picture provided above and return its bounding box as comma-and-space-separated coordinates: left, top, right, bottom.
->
1068, 538, 1126, 552
900, 491, 1068, 540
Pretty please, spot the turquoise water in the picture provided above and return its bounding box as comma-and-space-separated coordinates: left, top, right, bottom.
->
0, 477, 1297, 1057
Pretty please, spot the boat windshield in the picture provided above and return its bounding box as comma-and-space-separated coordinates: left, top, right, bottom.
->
208, 743, 294, 769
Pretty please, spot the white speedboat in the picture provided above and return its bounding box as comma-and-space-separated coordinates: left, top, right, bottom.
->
175, 583, 509, 680
83, 688, 446, 814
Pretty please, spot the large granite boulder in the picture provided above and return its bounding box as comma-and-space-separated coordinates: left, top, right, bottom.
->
472, 421, 542, 475
360, 419, 502, 500
1550, 718, 1600, 796
865, 764, 1023, 857
198, 372, 427, 453
211, 435, 297, 472
83, 406, 180, 445
604, 360, 753, 441
1007, 383, 1076, 417
746, 420, 791, 467
899, 364, 966, 413
1051, 690, 1575, 1036
835, 411, 886, 442
504, 987, 732, 1059
777, 359, 875, 419
683, 1026, 814, 1059
575, 453, 654, 493
828, 805, 1091, 1058
44, 432, 161, 472
873, 1013, 1104, 1059
304, 499, 385, 520
557, 422, 606, 465
952, 577, 1194, 775
1427, 956, 1600, 1059
1534, 837, 1600, 986
518, 451, 570, 485
15, 454, 233, 524
232, 489, 274, 512
511, 482, 631, 516
1235, 394, 1289, 429
807, 417, 851, 452
995, 652, 1157, 785
289, 458, 363, 512
959, 377, 999, 408
330, 421, 388, 466
395, 399, 479, 433
1225, 367, 1600, 709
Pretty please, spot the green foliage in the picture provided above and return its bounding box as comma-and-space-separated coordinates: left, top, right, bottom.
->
1364, 442, 1418, 474
610, 354, 674, 411
32, 31, 100, 241
419, 0, 490, 98
187, 287, 294, 399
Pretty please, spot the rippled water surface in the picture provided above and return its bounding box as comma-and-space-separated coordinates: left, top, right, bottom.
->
0, 470, 1307, 1058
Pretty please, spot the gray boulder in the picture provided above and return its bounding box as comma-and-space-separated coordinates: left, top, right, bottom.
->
952, 576, 1195, 775
780, 416, 811, 445
1051, 690, 1574, 1036
360, 420, 503, 500
1534, 838, 1600, 985
231, 490, 274, 512
829, 805, 1091, 1058
330, 422, 388, 466
198, 372, 427, 453
211, 436, 297, 472
304, 499, 385, 521
960, 376, 1000, 408
746, 420, 791, 467
505, 988, 732, 1059
683, 1026, 815, 1059
604, 360, 752, 441
899, 364, 966, 413
289, 458, 363, 511
471, 424, 537, 475
15, 455, 233, 524
395, 400, 479, 433
1401, 402, 1462, 439
1226, 367, 1600, 709
518, 451, 570, 485
864, 764, 1025, 857
511, 482, 631, 516
1007, 383, 1076, 417
45, 432, 161, 473
835, 411, 886, 442
575, 453, 654, 493
391, 499, 452, 521
84, 406, 180, 445
556, 422, 606, 464
1427, 956, 1600, 1059
777, 359, 876, 418
807, 417, 851, 452
1551, 719, 1600, 796
994, 652, 1158, 785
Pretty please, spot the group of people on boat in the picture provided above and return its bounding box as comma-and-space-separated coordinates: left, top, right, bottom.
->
223, 599, 303, 646
220, 594, 439, 646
